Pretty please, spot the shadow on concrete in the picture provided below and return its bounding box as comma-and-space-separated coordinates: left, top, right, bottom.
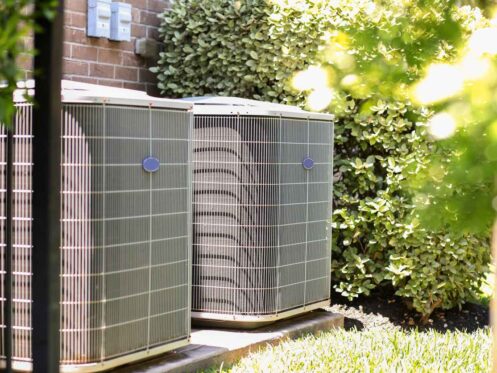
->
113, 310, 343, 373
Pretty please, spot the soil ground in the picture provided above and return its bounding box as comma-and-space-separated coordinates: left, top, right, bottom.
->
327, 287, 489, 332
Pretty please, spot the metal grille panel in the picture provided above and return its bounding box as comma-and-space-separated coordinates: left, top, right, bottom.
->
0, 103, 192, 368
192, 114, 333, 320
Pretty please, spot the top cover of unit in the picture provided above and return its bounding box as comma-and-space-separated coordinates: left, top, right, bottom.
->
183, 96, 333, 120
14, 80, 193, 110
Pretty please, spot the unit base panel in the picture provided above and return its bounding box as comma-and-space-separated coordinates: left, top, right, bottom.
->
192, 299, 330, 329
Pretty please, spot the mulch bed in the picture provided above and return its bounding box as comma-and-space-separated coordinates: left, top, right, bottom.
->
327, 287, 489, 332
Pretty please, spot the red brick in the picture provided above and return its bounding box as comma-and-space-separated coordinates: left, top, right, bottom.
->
147, 27, 160, 40
60, 0, 170, 89
63, 43, 71, 59
66, 11, 86, 28
65, 29, 88, 44
63, 60, 89, 75
123, 82, 147, 91
148, 0, 168, 13
98, 49, 122, 65
64, 11, 71, 25
69, 76, 98, 85
97, 79, 124, 88
87, 37, 133, 52
141, 11, 160, 28
127, 0, 147, 10
115, 40, 135, 53
115, 67, 138, 81
66, 0, 86, 13
122, 52, 147, 68
131, 24, 147, 38
87, 37, 115, 49
131, 8, 141, 23
90, 63, 115, 79
72, 45, 98, 61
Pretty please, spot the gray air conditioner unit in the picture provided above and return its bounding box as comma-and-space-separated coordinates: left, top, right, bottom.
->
0, 81, 193, 371
186, 97, 334, 327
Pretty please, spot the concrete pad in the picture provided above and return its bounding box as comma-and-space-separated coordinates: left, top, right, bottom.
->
113, 310, 344, 373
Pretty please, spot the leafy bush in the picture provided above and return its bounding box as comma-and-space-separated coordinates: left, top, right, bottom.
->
154, 0, 490, 318
0, 0, 57, 124
0, 1, 33, 123
153, 0, 330, 104
332, 99, 489, 319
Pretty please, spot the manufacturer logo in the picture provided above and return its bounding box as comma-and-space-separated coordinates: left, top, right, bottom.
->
142, 156, 160, 173
302, 156, 315, 170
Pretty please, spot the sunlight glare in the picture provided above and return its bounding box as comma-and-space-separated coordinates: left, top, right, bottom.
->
413, 64, 464, 105
307, 88, 333, 111
427, 113, 457, 140
293, 66, 328, 91
468, 27, 497, 56
341, 74, 359, 87
458, 54, 490, 80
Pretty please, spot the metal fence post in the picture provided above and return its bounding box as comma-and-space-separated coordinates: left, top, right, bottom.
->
4, 127, 13, 373
32, 0, 64, 371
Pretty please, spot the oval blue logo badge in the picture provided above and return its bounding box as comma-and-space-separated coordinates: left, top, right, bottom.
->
142, 157, 160, 173
302, 157, 315, 170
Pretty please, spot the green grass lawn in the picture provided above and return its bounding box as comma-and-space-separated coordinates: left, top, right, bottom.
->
205, 271, 492, 373
210, 328, 490, 372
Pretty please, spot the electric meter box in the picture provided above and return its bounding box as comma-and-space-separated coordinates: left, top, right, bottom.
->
87, 0, 112, 38
110, 2, 132, 42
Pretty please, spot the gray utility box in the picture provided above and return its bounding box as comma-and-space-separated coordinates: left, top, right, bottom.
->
87, 0, 112, 38
186, 97, 334, 327
110, 2, 132, 41
0, 81, 193, 371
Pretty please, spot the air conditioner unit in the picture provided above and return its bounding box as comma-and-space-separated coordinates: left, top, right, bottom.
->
1, 81, 193, 371
186, 97, 334, 327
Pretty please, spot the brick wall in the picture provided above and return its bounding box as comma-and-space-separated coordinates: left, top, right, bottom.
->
63, 0, 171, 95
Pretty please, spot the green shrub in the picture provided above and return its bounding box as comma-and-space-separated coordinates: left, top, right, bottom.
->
332, 99, 489, 319
153, 0, 330, 104
154, 0, 490, 318
0, 1, 33, 124
0, 0, 58, 124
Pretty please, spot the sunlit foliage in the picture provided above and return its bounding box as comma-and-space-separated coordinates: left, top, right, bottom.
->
410, 12, 497, 233
0, 0, 58, 125
305, 0, 497, 233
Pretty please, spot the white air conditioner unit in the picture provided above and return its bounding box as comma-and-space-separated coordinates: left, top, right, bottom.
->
186, 97, 334, 327
0, 81, 193, 371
